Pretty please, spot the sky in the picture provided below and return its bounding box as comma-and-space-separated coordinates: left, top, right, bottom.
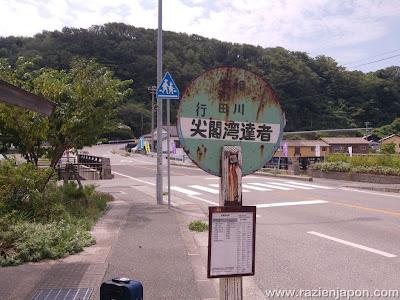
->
1, 0, 400, 73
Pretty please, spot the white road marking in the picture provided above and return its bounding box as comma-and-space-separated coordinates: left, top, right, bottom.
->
189, 185, 219, 194
243, 184, 271, 191
339, 187, 400, 198
285, 181, 333, 189
263, 182, 313, 190
188, 195, 218, 205
112, 171, 156, 186
256, 200, 328, 208
248, 182, 293, 191
308, 231, 397, 258
209, 184, 250, 193
171, 186, 201, 196
205, 177, 219, 180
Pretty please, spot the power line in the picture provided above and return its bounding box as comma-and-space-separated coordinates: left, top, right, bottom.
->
348, 54, 400, 69
344, 48, 400, 66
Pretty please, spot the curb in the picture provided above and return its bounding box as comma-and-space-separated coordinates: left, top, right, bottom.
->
171, 162, 197, 168
255, 171, 313, 181
343, 186, 400, 193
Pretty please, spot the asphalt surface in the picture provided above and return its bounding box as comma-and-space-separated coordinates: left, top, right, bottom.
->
89, 144, 400, 299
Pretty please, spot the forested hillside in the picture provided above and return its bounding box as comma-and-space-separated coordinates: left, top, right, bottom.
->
1, 22, 399, 136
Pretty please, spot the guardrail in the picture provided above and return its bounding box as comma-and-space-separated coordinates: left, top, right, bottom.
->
77, 154, 112, 179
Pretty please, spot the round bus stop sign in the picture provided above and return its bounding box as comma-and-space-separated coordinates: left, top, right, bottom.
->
177, 67, 285, 177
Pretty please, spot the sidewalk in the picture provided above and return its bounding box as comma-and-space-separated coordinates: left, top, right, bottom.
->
0, 182, 203, 300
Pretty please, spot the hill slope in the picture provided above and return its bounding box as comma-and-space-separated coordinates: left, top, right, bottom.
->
1, 22, 399, 136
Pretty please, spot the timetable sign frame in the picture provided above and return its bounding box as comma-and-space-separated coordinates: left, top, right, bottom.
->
207, 206, 256, 278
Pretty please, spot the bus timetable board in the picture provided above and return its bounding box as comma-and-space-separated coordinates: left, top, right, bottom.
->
208, 206, 256, 278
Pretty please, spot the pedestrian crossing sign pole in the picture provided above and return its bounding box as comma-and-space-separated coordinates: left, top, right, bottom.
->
157, 72, 180, 209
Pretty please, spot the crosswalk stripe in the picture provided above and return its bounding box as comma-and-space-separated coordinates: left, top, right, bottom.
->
208, 184, 250, 193
248, 182, 293, 191
263, 182, 313, 190
285, 181, 333, 189
189, 185, 219, 194
257, 200, 328, 208
171, 186, 201, 196
242, 184, 271, 191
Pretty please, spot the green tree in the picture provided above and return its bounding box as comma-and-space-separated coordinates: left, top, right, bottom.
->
0, 57, 132, 182
380, 143, 396, 154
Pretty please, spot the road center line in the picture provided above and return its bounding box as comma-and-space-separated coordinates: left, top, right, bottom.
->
112, 171, 156, 186
307, 231, 397, 258
256, 200, 328, 208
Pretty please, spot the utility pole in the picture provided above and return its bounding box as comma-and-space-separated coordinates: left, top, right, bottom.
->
156, 0, 163, 205
147, 86, 156, 152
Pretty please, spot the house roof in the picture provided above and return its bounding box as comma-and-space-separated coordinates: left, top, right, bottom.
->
321, 137, 369, 145
142, 126, 178, 140
282, 140, 329, 147
379, 134, 400, 142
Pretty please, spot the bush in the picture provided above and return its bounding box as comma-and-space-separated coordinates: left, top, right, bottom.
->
0, 162, 112, 266
188, 220, 208, 232
0, 213, 94, 266
312, 156, 400, 176
311, 161, 351, 173
380, 143, 396, 154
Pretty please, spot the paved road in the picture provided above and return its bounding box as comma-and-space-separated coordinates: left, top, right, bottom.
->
90, 144, 400, 298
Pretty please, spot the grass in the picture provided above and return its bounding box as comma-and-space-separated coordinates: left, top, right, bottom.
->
188, 220, 208, 232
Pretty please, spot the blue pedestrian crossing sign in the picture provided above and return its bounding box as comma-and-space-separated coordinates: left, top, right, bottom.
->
156, 72, 180, 99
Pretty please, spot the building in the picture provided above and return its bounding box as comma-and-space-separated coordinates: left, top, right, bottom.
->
321, 137, 370, 154
379, 134, 400, 154
275, 140, 330, 157
142, 126, 181, 152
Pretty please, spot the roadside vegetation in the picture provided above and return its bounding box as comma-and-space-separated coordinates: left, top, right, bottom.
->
188, 220, 208, 232
0, 160, 112, 266
311, 154, 400, 176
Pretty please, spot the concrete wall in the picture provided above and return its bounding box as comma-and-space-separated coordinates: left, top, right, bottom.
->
308, 169, 400, 184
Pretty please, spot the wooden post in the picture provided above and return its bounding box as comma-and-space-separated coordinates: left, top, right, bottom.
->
219, 145, 243, 300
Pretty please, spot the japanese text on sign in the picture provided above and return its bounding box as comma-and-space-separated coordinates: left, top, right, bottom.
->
208, 209, 255, 277
179, 117, 280, 143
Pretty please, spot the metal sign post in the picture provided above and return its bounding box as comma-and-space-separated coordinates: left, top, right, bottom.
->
156, 72, 180, 209
167, 100, 171, 208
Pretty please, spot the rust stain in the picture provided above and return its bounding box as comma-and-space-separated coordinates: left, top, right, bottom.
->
196, 146, 203, 161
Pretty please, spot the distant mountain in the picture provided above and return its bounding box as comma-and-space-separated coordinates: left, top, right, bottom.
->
1, 22, 399, 136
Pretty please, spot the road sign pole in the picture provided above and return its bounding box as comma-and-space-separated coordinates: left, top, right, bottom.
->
156, 0, 163, 205
219, 145, 243, 300
167, 99, 171, 209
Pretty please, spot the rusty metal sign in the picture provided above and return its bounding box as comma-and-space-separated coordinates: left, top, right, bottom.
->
177, 67, 285, 176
